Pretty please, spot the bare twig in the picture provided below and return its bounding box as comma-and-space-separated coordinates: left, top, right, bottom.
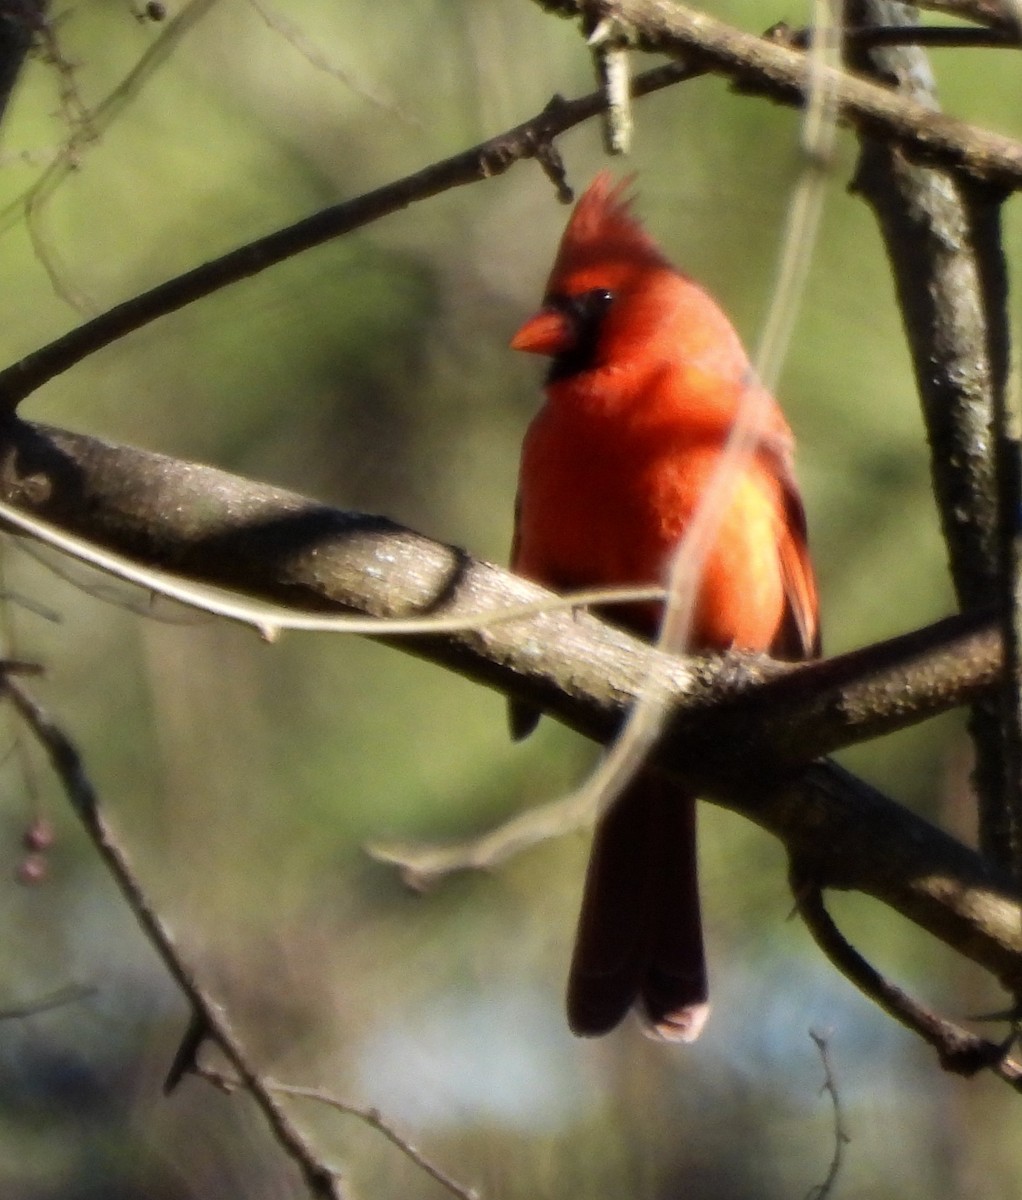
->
534, 0, 1022, 184
0, 58, 702, 410
0, 0, 223, 240
0, 1, 224, 312
0, 982, 93, 1019
197, 1068, 480, 1200
1, 675, 347, 1200
244, 0, 421, 126
367, 780, 604, 889
791, 870, 1022, 1088
5, 0, 1022, 409
805, 1030, 850, 1200
914, 0, 1022, 29
32, 10, 96, 153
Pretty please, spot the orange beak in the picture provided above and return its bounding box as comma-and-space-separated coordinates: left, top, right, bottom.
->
510, 308, 574, 357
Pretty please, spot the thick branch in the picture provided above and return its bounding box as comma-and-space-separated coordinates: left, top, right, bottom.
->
847, 1, 1020, 879
536, 0, 1022, 184
0, 418, 1020, 991
0, 418, 999, 756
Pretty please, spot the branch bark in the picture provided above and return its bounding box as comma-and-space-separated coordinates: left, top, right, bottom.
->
847, 1, 1021, 886
533, 0, 1022, 184
0, 417, 1020, 996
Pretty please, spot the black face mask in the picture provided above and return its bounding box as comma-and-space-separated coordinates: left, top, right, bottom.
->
545, 289, 615, 383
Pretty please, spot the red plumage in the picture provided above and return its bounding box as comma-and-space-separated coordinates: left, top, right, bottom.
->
510, 174, 819, 1040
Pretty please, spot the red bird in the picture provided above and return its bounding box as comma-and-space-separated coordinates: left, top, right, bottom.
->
509, 175, 819, 1041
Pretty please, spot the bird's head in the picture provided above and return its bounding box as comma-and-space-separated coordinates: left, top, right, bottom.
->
510, 173, 681, 381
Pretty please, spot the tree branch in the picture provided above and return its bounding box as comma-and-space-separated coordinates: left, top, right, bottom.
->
792, 873, 1022, 1086
915, 0, 1022, 30
0, 57, 702, 411
847, 1, 1021, 883
0, 418, 1001, 760
2, 673, 347, 1200
0, 418, 1020, 997
2, 1, 1022, 412
197, 1068, 479, 1200
535, 0, 1022, 184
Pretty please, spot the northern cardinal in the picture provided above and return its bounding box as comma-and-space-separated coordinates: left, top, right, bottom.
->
509, 175, 819, 1041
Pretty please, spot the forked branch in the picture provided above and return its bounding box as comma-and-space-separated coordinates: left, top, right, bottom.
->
0, 418, 1019, 1005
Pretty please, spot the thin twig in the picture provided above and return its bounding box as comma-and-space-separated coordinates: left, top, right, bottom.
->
777, 20, 1020, 48
0, 493, 666, 637
367, 780, 604, 889
537, 0, 1022, 184
0, 1, 224, 312
0, 59, 702, 410
1, 675, 346, 1200
245, 0, 421, 127
0, 0, 224, 241
914, 0, 1022, 29
805, 1030, 850, 1200
0, 982, 94, 1019
791, 870, 1022, 1089
197, 1068, 480, 1200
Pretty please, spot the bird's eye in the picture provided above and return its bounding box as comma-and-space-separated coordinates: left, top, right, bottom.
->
543, 289, 615, 381
573, 289, 614, 323
554, 288, 615, 330
545, 289, 615, 323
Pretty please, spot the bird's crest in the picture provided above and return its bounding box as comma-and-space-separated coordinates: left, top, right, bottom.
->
547, 172, 668, 293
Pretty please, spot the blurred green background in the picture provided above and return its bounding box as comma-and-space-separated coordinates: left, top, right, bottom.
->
0, 1, 1019, 1197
